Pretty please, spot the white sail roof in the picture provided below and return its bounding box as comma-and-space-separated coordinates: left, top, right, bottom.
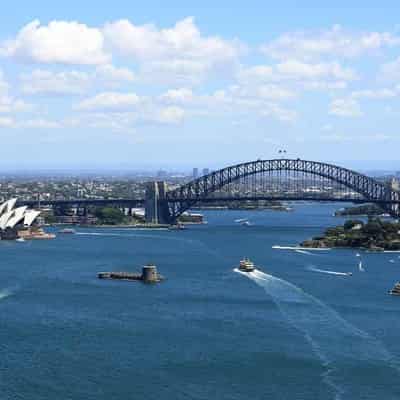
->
0, 210, 15, 230
0, 201, 8, 216
0, 198, 17, 216
0, 199, 41, 231
23, 210, 41, 227
6, 206, 28, 229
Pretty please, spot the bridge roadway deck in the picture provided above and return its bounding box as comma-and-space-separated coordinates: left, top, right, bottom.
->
16, 196, 400, 208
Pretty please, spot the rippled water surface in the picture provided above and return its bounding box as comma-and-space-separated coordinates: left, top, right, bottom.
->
1, 204, 399, 399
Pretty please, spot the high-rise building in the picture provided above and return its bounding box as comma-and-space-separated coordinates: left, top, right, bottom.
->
202, 168, 210, 176
192, 168, 199, 179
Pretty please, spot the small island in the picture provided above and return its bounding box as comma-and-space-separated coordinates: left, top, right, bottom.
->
334, 203, 386, 217
301, 218, 400, 251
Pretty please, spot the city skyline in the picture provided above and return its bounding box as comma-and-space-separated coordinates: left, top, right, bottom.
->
1, 1, 400, 169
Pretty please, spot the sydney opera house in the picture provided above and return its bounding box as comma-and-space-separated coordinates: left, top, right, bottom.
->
0, 198, 51, 240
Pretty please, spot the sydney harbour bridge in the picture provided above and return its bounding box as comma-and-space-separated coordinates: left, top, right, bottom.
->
19, 159, 400, 223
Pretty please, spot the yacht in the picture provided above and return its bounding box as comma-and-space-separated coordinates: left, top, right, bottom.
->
234, 218, 248, 223
238, 258, 256, 272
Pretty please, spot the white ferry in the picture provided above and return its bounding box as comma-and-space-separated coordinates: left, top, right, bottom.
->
238, 258, 256, 272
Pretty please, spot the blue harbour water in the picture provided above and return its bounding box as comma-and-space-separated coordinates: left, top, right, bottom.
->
1, 203, 400, 399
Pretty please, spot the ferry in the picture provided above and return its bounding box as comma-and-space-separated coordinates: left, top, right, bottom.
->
238, 258, 256, 272
389, 282, 400, 296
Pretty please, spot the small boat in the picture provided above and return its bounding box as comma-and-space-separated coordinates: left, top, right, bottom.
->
389, 282, 400, 296
168, 224, 186, 230
358, 260, 365, 272
59, 228, 76, 234
238, 258, 256, 272
235, 218, 248, 223
356, 253, 361, 257
16, 237, 25, 242
346, 272, 353, 276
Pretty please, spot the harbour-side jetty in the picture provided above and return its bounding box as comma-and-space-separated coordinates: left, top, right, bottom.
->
98, 265, 164, 283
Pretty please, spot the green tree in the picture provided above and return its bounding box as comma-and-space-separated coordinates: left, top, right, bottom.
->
94, 207, 125, 225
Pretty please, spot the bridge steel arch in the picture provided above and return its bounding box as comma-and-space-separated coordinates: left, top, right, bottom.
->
166, 159, 400, 221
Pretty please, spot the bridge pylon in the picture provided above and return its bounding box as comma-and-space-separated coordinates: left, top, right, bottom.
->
145, 181, 172, 224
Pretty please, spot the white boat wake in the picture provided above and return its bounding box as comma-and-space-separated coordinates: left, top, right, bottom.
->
0, 288, 14, 300
273, 245, 331, 251
295, 249, 315, 255
307, 265, 352, 276
234, 268, 400, 399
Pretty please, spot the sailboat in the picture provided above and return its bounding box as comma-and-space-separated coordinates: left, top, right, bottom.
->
358, 260, 365, 272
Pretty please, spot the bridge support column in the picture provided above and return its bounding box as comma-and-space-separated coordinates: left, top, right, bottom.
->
145, 181, 172, 224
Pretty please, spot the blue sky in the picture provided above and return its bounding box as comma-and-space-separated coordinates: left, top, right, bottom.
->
1, 1, 400, 170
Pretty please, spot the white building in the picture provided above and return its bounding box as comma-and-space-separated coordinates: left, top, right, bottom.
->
0, 199, 41, 239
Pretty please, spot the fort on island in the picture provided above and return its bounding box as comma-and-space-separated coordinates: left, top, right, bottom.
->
98, 265, 164, 283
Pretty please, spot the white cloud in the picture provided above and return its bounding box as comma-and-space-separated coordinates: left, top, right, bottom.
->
0, 116, 14, 127
83, 112, 137, 132
263, 26, 400, 60
76, 92, 141, 111
94, 64, 135, 85
261, 104, 298, 122
0, 70, 9, 93
21, 69, 91, 95
0, 95, 32, 113
380, 57, 400, 81
156, 106, 185, 124
239, 60, 356, 84
139, 59, 212, 85
351, 88, 398, 99
1, 20, 110, 65
21, 119, 61, 129
160, 88, 194, 103
103, 17, 243, 84
20, 65, 136, 95
239, 84, 296, 101
276, 60, 356, 81
158, 86, 297, 122
329, 98, 363, 117
104, 17, 241, 62
0, 117, 63, 129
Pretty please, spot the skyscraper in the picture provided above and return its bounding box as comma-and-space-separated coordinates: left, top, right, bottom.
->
192, 168, 199, 179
